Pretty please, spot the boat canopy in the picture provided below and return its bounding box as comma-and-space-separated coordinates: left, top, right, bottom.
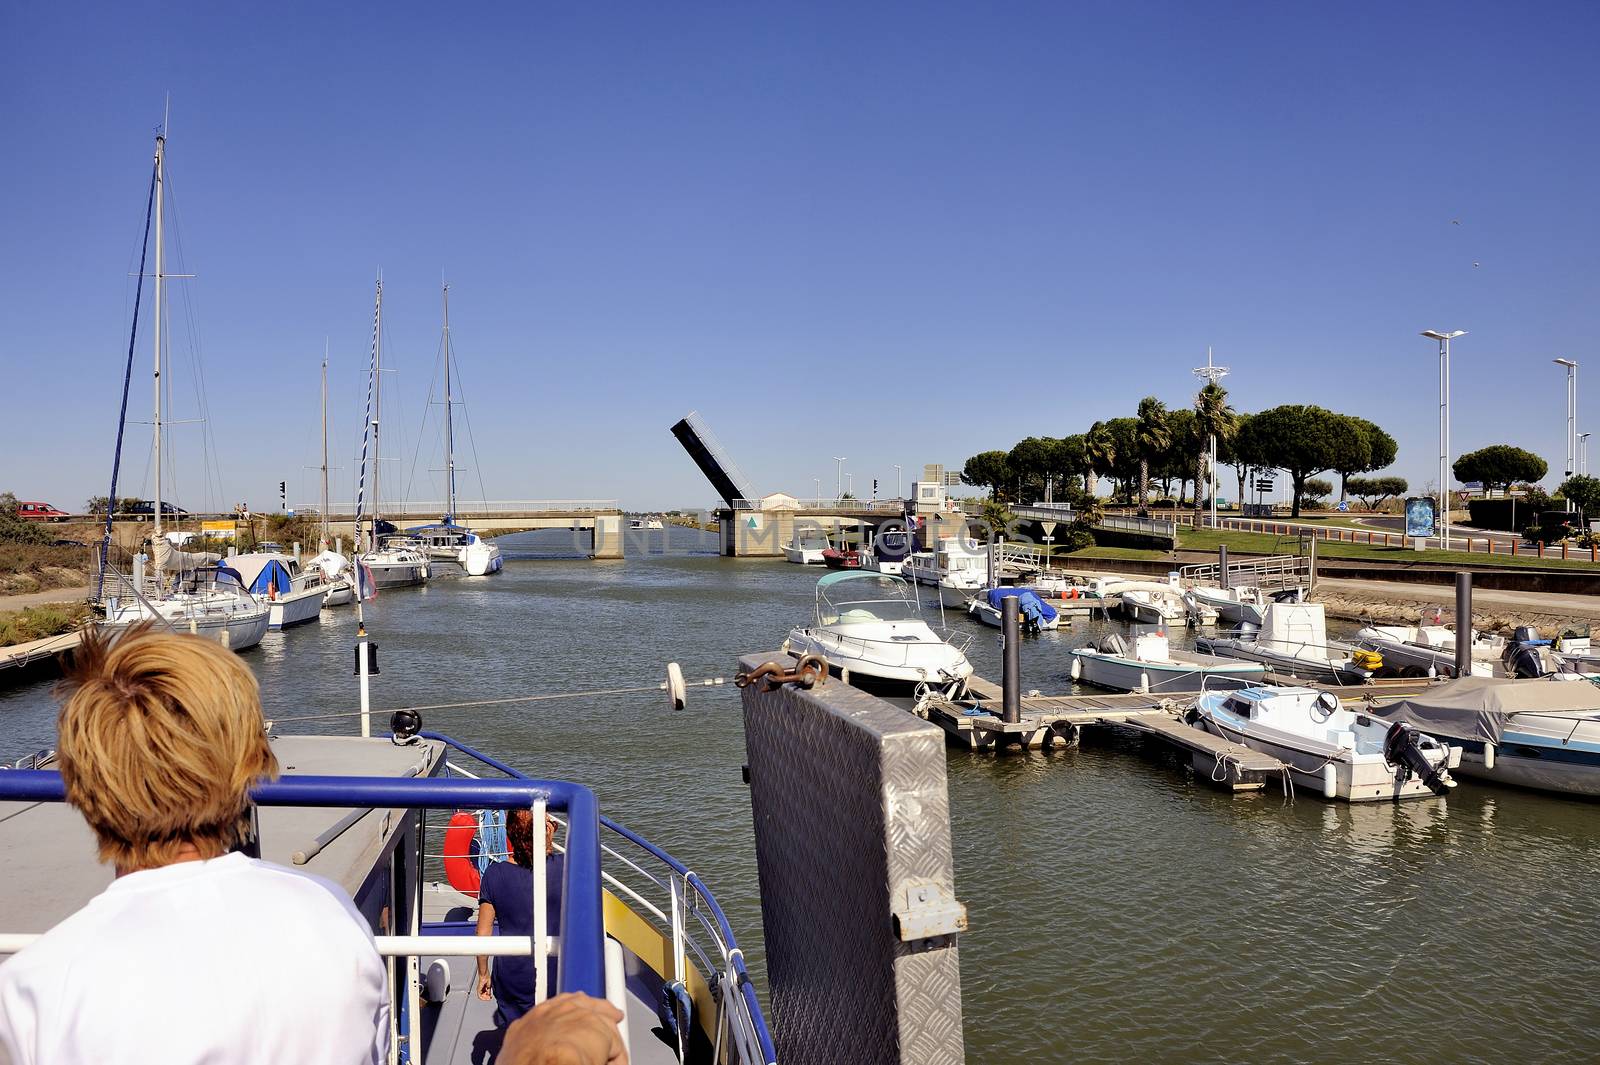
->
1372, 677, 1600, 743
985, 588, 1058, 625
226, 553, 297, 596
816, 571, 921, 624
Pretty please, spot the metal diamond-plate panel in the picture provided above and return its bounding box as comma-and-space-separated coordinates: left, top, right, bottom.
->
739, 652, 965, 1065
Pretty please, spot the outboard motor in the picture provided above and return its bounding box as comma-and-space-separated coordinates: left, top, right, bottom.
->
1097, 633, 1129, 658
1235, 620, 1262, 642
1501, 625, 1552, 679
1271, 588, 1304, 604
1383, 722, 1456, 795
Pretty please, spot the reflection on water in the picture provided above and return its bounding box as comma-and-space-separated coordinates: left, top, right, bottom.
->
3, 528, 1598, 1062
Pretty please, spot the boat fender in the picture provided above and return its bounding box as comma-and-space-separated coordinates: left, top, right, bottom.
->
1138, 671, 1149, 694
1322, 762, 1337, 799
1071, 657, 1081, 681
1484, 742, 1495, 770
443, 811, 483, 897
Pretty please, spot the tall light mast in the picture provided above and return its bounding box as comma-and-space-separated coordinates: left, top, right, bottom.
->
1192, 346, 1229, 529
151, 133, 166, 544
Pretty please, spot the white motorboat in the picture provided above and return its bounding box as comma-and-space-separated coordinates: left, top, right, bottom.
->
903, 537, 988, 594
786, 571, 972, 692
1194, 685, 1459, 801
965, 588, 1062, 632
629, 516, 665, 531
225, 552, 329, 629
1353, 623, 1503, 678
783, 529, 831, 564
1195, 602, 1379, 686
1370, 677, 1600, 797
1113, 582, 1217, 627
1185, 584, 1297, 627
1071, 630, 1266, 694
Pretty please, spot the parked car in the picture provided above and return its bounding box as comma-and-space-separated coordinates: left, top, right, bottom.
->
15, 501, 70, 521
123, 501, 189, 519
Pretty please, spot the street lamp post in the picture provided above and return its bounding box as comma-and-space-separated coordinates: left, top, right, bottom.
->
833, 456, 846, 500
893, 464, 903, 499
1580, 432, 1592, 477
1193, 346, 1230, 529
1555, 359, 1578, 509
1422, 330, 1466, 551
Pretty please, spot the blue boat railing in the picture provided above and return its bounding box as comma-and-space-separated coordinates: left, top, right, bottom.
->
420, 731, 778, 1065
0, 766, 608, 1063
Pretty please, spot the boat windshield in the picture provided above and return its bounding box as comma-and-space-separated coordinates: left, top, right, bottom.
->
817, 573, 922, 625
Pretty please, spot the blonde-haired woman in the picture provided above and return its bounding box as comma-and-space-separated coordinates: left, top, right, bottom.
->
0, 625, 388, 1065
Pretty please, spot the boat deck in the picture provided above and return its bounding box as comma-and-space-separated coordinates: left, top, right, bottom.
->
0, 734, 443, 945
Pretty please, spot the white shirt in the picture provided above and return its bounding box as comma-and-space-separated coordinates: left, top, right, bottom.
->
0, 852, 388, 1065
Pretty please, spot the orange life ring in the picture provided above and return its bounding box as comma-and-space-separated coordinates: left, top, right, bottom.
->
443, 811, 481, 897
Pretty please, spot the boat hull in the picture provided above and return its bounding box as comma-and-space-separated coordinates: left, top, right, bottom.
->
1194, 636, 1373, 686
1188, 588, 1265, 627
1070, 650, 1264, 694
785, 626, 972, 688
322, 579, 354, 607
364, 558, 430, 588
783, 546, 826, 564
103, 601, 270, 651
267, 586, 324, 629
1197, 711, 1447, 801
461, 542, 503, 576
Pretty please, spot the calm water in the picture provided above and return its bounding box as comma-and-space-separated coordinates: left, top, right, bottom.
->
4, 526, 1598, 1062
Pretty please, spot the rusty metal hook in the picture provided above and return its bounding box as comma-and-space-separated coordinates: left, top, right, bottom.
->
734, 654, 830, 691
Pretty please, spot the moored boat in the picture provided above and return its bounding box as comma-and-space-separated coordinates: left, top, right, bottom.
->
1193, 685, 1459, 801
1368, 676, 1600, 797
1353, 623, 1501, 678
786, 571, 972, 693
1195, 602, 1378, 685
782, 529, 830, 564
966, 588, 1062, 632
1071, 630, 1265, 693
225, 552, 329, 629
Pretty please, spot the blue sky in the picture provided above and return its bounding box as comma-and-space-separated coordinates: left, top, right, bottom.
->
4, 1, 1597, 512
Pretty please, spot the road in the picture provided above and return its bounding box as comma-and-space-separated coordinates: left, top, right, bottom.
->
1350, 515, 1526, 549
0, 586, 91, 612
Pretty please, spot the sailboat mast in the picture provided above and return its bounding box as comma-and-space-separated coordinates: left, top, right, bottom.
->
442, 283, 456, 521
320, 348, 330, 549
371, 278, 384, 550
151, 133, 165, 542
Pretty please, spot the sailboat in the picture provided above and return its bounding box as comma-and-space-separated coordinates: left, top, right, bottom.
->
355, 277, 430, 589
404, 283, 503, 577
98, 128, 269, 651
307, 353, 354, 606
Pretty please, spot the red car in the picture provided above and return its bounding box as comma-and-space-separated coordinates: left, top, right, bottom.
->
16, 501, 69, 521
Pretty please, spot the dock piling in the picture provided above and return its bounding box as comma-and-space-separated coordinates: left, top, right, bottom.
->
1218, 544, 1229, 589
1455, 572, 1472, 677
1001, 596, 1021, 724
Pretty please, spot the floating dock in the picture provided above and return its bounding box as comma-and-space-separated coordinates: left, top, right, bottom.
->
914, 673, 1435, 792
0, 630, 84, 690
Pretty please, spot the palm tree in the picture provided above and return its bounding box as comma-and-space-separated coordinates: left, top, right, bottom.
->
1134, 396, 1171, 514
1193, 382, 1239, 516
1084, 422, 1115, 499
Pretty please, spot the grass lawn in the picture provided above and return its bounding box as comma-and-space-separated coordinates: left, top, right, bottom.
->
1064, 526, 1600, 571
0, 602, 92, 647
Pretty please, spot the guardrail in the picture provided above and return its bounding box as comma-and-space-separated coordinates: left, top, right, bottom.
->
0, 765, 610, 1063
1097, 514, 1179, 539
730, 498, 906, 514
295, 500, 621, 515
1181, 553, 1309, 589
422, 732, 777, 1065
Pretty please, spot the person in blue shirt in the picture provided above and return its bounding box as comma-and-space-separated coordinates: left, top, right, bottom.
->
476, 807, 563, 1026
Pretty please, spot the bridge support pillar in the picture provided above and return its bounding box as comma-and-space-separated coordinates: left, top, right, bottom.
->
720, 509, 784, 557
591, 515, 624, 559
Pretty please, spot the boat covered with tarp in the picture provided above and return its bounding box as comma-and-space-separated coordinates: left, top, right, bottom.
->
1367, 676, 1600, 797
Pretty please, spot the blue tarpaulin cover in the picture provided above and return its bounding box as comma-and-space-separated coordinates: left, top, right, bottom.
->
985, 588, 1057, 625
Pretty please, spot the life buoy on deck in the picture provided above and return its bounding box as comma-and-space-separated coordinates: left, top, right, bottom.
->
443, 811, 482, 897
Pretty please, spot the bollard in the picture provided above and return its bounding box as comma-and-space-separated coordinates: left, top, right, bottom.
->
1001, 596, 1021, 725
1219, 544, 1229, 589
986, 534, 996, 592
1563, 542, 1570, 560
1455, 572, 1472, 678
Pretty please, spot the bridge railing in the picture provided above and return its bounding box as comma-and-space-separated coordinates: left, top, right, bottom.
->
729, 498, 906, 514
295, 500, 621, 515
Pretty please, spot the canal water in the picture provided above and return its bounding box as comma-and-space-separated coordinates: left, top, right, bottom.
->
3, 525, 1598, 1062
